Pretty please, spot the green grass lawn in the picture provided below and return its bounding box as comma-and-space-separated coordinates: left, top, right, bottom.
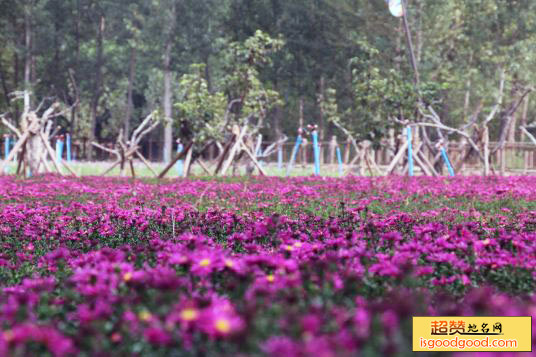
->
3, 150, 531, 178
2, 160, 348, 178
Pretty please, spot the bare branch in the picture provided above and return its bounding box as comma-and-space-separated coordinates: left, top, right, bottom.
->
406, 121, 485, 162
92, 142, 119, 156
492, 87, 534, 154
131, 111, 155, 142
331, 119, 360, 154
68, 69, 80, 107
223, 99, 242, 127
261, 135, 287, 157
520, 126, 536, 146
134, 118, 160, 146
461, 101, 484, 131
1, 117, 22, 138
134, 150, 158, 177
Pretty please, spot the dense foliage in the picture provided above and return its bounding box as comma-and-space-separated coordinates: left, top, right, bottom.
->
1, 0, 536, 157
0, 175, 534, 356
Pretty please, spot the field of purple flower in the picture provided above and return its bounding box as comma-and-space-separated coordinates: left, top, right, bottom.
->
0, 175, 534, 356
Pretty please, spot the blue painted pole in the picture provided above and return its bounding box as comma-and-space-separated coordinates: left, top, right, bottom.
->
336, 146, 343, 176
286, 135, 303, 176
407, 126, 414, 176
176, 142, 184, 176
66, 134, 72, 161
56, 139, 63, 161
59, 139, 65, 161
312, 131, 320, 176
4, 137, 9, 160
441, 148, 455, 176
4, 136, 10, 173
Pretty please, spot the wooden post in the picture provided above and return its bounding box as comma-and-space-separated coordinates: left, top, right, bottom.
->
524, 150, 529, 174
483, 126, 490, 176
500, 147, 506, 175
129, 160, 136, 179
183, 146, 193, 178
119, 149, 126, 177
213, 137, 235, 175
387, 141, 409, 175
220, 125, 248, 176
344, 137, 351, 164
329, 136, 337, 165
135, 150, 158, 176
301, 138, 308, 168
158, 142, 193, 179
388, 128, 395, 162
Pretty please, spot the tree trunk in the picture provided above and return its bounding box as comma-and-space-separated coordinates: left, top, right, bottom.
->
299, 97, 304, 129
162, 1, 176, 162
520, 95, 530, 135
463, 53, 473, 121
24, 2, 32, 105
161, 7, 178, 162
483, 125, 490, 176
0, 62, 11, 108
507, 111, 519, 144
318, 76, 325, 137
415, 0, 423, 65
163, 39, 173, 162
27, 133, 43, 175
89, 15, 105, 160
124, 46, 136, 137
70, 0, 81, 138
13, 52, 20, 122
317, 77, 325, 164
76, 0, 81, 68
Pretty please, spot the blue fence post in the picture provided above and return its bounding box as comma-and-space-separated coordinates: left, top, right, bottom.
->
286, 133, 303, 176
176, 142, 184, 176
441, 147, 455, 176
336, 146, 343, 176
66, 134, 72, 161
407, 126, 414, 176
59, 137, 65, 161
312, 130, 320, 176
56, 138, 63, 162
4, 136, 10, 173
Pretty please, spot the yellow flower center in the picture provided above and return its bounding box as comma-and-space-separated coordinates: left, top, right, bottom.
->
215, 318, 231, 334
200, 258, 211, 267
294, 242, 302, 248
123, 272, 132, 282
266, 275, 275, 283
225, 259, 234, 268
180, 308, 199, 321
138, 310, 152, 322
482, 239, 490, 246
284, 245, 294, 251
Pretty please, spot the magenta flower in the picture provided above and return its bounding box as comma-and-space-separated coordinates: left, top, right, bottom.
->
144, 326, 172, 346
262, 336, 300, 357
198, 298, 245, 338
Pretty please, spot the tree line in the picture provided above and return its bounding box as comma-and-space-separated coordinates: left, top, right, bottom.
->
1, 0, 535, 161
